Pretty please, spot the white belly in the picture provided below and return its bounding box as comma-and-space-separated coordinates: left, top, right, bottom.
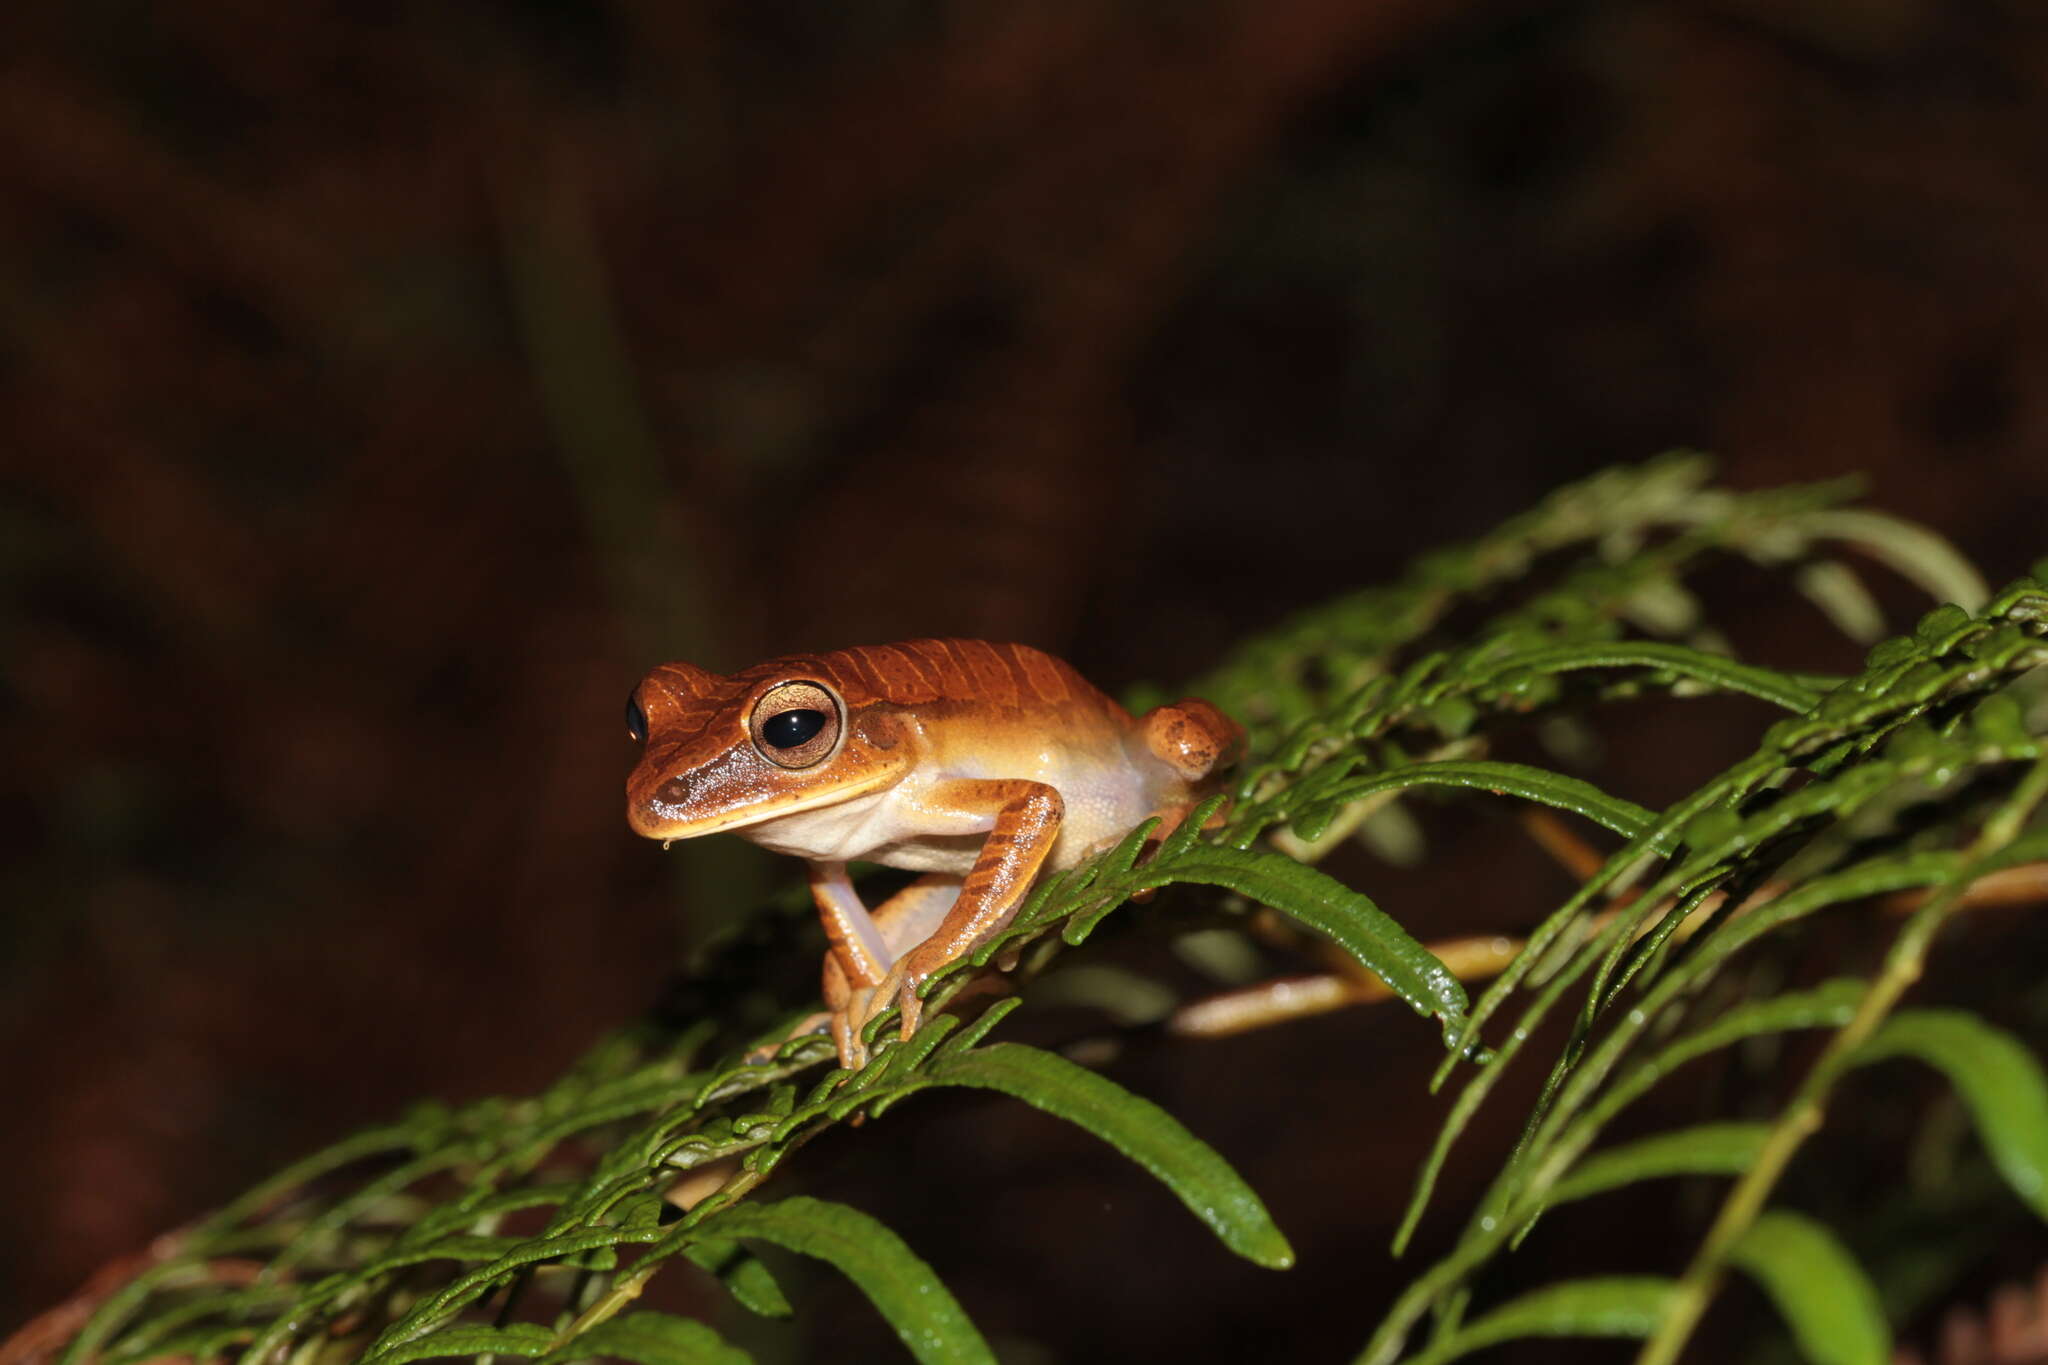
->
739, 752, 1169, 872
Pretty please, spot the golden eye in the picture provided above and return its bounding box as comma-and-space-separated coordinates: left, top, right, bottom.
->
750, 681, 842, 769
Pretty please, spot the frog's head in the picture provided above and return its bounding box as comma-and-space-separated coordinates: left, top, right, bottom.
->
624, 656, 913, 842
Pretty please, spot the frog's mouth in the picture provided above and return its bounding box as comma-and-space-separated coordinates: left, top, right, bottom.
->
627, 768, 900, 845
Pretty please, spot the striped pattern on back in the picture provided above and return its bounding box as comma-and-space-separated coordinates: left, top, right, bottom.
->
647, 639, 1095, 735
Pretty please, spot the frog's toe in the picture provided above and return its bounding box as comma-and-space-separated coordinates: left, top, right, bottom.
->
855, 959, 933, 1046
894, 984, 926, 1041
830, 1010, 867, 1070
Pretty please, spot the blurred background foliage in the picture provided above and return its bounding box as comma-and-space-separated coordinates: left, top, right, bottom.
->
2, 0, 2045, 1359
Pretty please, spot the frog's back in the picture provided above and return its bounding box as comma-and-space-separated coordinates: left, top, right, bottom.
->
808, 640, 1105, 715
643, 640, 1123, 746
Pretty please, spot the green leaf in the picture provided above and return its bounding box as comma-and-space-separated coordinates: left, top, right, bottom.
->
372, 1323, 555, 1363
1579, 980, 1868, 1135
1853, 1010, 2048, 1217
118, 1322, 263, 1362
1305, 760, 1668, 853
922, 1042, 1293, 1268
1151, 845, 1467, 1034
1727, 1210, 1890, 1365
701, 1196, 994, 1365
1806, 508, 1988, 611
1403, 1277, 1673, 1365
544, 1312, 751, 1365
364, 1227, 667, 1360
1915, 602, 1974, 644
101, 1284, 295, 1363
1619, 575, 1702, 635
683, 1238, 792, 1318
1546, 1122, 1770, 1210
1503, 642, 1823, 713
1795, 560, 1886, 642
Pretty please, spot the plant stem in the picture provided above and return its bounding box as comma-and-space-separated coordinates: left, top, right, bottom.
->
1633, 757, 2048, 1365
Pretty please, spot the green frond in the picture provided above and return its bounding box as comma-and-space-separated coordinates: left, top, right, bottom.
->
1541, 1122, 1771, 1212
908, 1042, 1294, 1269
1392, 1277, 1674, 1365
52, 458, 2048, 1365
1727, 1211, 1890, 1365
687, 1199, 992, 1365
538, 1312, 752, 1364
1854, 1010, 2048, 1218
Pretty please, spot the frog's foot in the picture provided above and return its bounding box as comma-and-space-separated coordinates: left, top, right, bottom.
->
823, 957, 881, 1069
843, 982, 892, 1068
1148, 794, 1235, 844
1100, 798, 1235, 905
830, 1008, 867, 1071
861, 947, 949, 1046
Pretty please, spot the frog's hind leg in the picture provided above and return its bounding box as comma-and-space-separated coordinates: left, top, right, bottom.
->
872, 873, 966, 959
1130, 698, 1245, 890
813, 869, 963, 1068
864, 779, 1064, 1047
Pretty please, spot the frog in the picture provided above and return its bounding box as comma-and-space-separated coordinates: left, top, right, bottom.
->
624, 639, 1244, 1067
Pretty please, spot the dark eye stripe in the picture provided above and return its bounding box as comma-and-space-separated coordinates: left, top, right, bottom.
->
762, 708, 827, 749
625, 695, 650, 743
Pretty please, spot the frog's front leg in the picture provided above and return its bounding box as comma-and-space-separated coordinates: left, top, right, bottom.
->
810, 860, 890, 990
862, 778, 1064, 1045
811, 860, 884, 1067
813, 868, 963, 1067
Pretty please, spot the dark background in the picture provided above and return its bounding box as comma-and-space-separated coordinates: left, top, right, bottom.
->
4, 0, 2046, 1359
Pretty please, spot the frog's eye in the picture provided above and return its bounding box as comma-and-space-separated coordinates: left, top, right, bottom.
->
763, 709, 825, 747
750, 681, 842, 769
626, 693, 650, 744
